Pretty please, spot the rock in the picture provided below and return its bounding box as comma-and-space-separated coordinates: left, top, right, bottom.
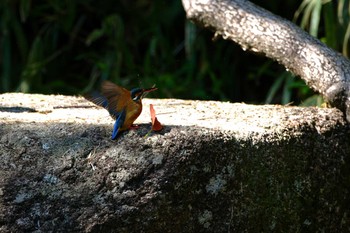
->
0, 93, 349, 232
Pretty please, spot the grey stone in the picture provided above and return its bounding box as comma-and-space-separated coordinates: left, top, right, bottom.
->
0, 93, 349, 232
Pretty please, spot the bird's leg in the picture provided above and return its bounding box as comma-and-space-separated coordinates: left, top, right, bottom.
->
129, 124, 139, 130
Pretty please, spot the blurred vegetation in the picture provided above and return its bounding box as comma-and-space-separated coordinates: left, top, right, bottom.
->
0, 0, 349, 105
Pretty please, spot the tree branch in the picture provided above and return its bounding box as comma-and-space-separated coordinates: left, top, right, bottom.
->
182, 0, 350, 121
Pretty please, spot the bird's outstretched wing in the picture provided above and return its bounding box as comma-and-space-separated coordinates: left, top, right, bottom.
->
84, 91, 108, 108
101, 81, 130, 119
84, 81, 131, 120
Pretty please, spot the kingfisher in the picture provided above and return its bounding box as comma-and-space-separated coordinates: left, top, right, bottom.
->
85, 80, 157, 140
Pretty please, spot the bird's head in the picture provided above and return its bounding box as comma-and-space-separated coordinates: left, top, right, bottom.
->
131, 87, 158, 102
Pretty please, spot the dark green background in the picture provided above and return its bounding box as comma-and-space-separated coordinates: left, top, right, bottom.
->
1, 0, 349, 105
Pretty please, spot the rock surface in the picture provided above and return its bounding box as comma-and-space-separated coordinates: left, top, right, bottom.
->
0, 93, 349, 232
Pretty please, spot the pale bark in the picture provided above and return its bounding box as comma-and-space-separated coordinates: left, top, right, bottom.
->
182, 0, 350, 121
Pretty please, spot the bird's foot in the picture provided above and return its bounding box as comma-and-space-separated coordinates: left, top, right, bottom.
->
129, 124, 139, 130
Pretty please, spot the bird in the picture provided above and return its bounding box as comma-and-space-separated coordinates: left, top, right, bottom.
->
84, 80, 157, 140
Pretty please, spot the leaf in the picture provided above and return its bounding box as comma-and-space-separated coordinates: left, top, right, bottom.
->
150, 104, 163, 131
85, 29, 104, 46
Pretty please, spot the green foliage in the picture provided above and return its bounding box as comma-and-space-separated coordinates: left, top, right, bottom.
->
294, 0, 350, 56
0, 0, 347, 106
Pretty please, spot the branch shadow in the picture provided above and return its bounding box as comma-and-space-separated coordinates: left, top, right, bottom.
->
0, 106, 36, 113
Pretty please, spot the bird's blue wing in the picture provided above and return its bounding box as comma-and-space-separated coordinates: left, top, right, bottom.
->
85, 91, 121, 120
111, 108, 126, 140
85, 91, 109, 108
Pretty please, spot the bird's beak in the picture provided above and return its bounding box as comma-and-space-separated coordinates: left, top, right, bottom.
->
141, 87, 158, 98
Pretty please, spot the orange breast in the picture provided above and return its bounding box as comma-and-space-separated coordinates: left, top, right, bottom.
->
119, 100, 143, 131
